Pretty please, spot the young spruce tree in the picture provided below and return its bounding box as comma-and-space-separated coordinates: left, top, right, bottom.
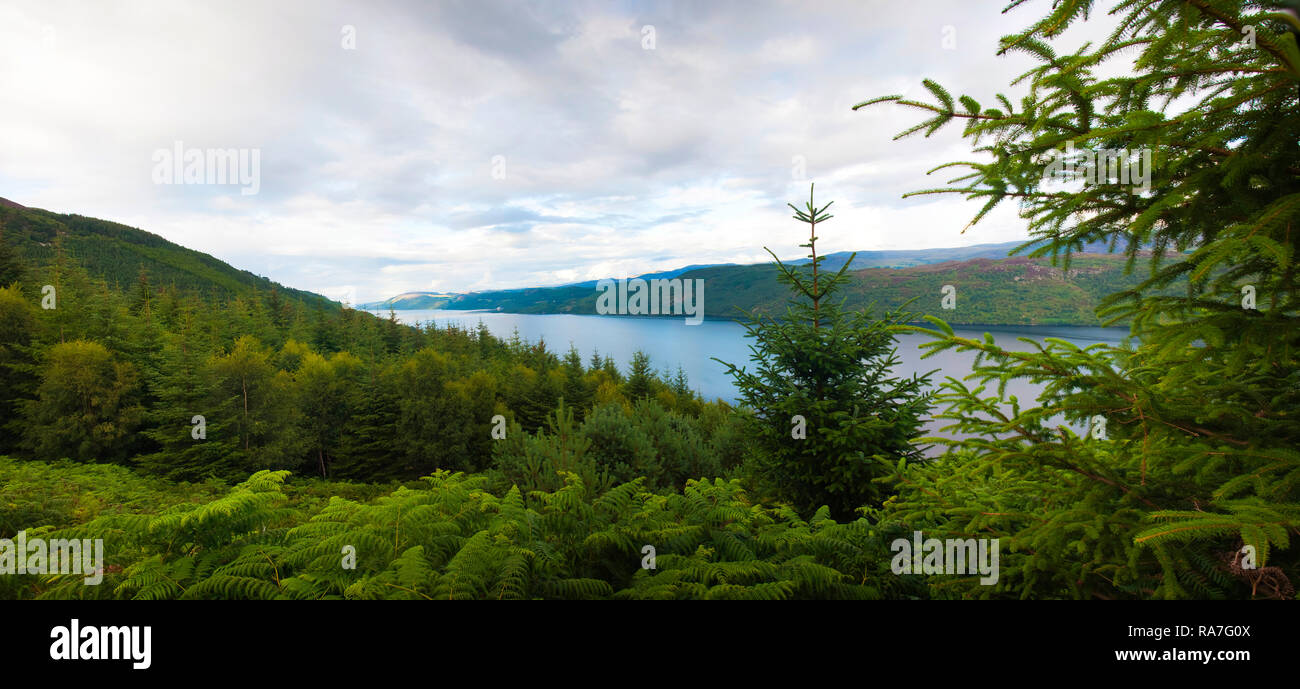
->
719, 184, 932, 520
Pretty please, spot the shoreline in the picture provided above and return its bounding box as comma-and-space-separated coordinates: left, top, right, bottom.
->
367, 307, 1133, 334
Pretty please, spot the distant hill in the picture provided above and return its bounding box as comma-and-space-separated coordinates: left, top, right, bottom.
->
0, 198, 338, 310
547, 262, 739, 290
790, 241, 1022, 271
363, 243, 1038, 311
367, 239, 1162, 326
361, 291, 460, 310
357, 263, 738, 309
435, 252, 1158, 326
788, 239, 1120, 271
689, 252, 1164, 325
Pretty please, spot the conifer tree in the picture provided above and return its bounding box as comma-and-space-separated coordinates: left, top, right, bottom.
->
129, 267, 152, 315
561, 345, 594, 416
858, 0, 1300, 598
623, 350, 655, 401
333, 364, 402, 480
136, 330, 225, 480
0, 230, 25, 287
295, 350, 363, 477
0, 286, 38, 454
719, 184, 932, 520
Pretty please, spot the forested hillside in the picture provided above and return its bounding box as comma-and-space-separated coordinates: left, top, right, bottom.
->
1, 0, 1297, 603
2, 206, 811, 598
438, 251, 1172, 326
0, 213, 741, 481
0, 200, 335, 309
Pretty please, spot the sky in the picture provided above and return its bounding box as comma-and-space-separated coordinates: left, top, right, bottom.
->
0, 0, 1121, 304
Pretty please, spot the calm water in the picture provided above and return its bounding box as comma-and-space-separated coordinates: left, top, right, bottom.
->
371, 309, 1129, 440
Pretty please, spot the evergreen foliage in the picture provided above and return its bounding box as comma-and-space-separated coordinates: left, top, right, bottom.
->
857, 0, 1300, 598
719, 185, 932, 520
1, 0, 1296, 602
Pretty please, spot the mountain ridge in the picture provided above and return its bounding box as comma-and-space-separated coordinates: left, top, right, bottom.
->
0, 198, 339, 311
362, 239, 1131, 309
360, 239, 1157, 326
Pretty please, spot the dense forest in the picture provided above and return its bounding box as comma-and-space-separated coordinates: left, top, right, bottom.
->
2, 0, 1298, 600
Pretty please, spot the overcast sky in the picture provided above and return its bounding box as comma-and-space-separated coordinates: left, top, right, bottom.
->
0, 0, 1118, 303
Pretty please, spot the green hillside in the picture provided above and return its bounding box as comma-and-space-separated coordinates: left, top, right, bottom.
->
444, 251, 1170, 326
363, 292, 457, 310
0, 199, 336, 311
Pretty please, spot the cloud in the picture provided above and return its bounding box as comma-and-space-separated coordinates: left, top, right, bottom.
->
0, 0, 1122, 302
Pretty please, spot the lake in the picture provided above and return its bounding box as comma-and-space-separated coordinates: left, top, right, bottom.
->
370, 308, 1130, 441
